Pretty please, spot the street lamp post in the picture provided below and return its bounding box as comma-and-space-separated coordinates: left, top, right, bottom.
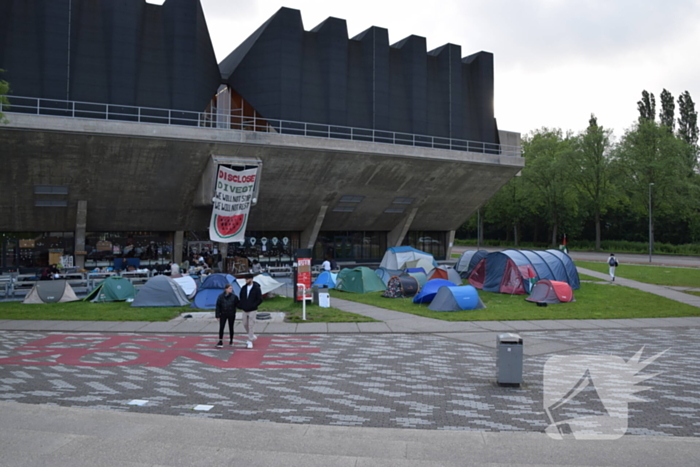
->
648, 183, 654, 263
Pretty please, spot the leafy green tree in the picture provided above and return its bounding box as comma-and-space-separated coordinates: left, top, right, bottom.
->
483, 174, 531, 246
637, 90, 656, 123
677, 91, 698, 171
615, 119, 696, 248
659, 88, 675, 132
572, 114, 616, 250
521, 128, 578, 247
0, 69, 9, 123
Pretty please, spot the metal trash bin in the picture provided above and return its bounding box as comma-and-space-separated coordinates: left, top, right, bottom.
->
497, 333, 523, 386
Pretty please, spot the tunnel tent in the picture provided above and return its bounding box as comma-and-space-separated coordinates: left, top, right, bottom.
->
412, 279, 456, 304
313, 271, 338, 289
544, 249, 580, 290
85, 276, 137, 303
428, 266, 462, 286
468, 249, 579, 295
375, 267, 403, 286
23, 280, 80, 304
379, 246, 438, 270
335, 267, 386, 293
131, 275, 190, 307
382, 275, 420, 298
525, 279, 575, 304
192, 274, 241, 309
428, 285, 486, 311
456, 250, 489, 278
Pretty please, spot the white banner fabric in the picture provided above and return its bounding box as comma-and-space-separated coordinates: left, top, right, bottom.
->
209, 166, 257, 243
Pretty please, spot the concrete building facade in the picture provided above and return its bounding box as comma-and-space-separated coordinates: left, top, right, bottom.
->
0, 0, 523, 271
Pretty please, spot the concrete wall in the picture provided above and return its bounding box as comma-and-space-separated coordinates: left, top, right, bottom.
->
0, 114, 523, 234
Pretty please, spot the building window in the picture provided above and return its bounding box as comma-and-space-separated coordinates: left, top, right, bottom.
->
34, 185, 68, 195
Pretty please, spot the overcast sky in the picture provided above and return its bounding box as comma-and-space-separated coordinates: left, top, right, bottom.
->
197, 0, 700, 140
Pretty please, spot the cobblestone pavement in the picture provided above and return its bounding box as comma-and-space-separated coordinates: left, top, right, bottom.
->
0, 329, 698, 437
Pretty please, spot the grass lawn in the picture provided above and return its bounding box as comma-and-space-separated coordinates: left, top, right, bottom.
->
0, 296, 377, 323
575, 261, 700, 287
259, 296, 377, 323
0, 301, 186, 321
330, 280, 700, 321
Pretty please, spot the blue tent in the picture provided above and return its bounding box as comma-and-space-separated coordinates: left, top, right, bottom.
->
544, 249, 580, 290
428, 285, 486, 311
313, 271, 337, 289
192, 274, 240, 309
405, 267, 426, 274
413, 279, 456, 304
469, 249, 579, 295
375, 267, 403, 286
200, 273, 236, 290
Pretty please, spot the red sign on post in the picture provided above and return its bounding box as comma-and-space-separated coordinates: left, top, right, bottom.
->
296, 257, 312, 301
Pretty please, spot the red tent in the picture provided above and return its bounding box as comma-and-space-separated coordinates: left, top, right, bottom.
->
525, 279, 574, 304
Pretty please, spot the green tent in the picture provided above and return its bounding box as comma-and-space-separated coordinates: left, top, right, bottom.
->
335, 267, 386, 293
85, 276, 137, 302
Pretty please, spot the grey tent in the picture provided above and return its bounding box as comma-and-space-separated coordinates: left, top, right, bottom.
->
131, 275, 190, 307
23, 280, 79, 304
428, 285, 486, 311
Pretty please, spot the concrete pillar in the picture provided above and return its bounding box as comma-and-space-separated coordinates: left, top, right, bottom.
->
445, 230, 456, 260
300, 205, 328, 249
74, 200, 87, 269
218, 242, 228, 272
387, 207, 418, 247
173, 231, 184, 264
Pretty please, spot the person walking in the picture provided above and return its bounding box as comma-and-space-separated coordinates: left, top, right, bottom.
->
239, 273, 263, 349
215, 284, 238, 348
608, 253, 619, 281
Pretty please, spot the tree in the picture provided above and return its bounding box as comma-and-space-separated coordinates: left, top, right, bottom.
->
637, 90, 656, 123
521, 128, 578, 247
615, 119, 696, 248
572, 114, 616, 250
483, 174, 531, 246
677, 91, 698, 170
0, 69, 9, 123
659, 88, 675, 132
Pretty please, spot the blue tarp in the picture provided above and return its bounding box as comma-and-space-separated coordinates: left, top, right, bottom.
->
413, 279, 456, 304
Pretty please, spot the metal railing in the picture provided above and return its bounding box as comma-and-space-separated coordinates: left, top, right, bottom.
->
0, 95, 522, 157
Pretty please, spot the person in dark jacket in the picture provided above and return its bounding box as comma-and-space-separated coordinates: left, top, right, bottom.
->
215, 284, 239, 348
239, 274, 263, 349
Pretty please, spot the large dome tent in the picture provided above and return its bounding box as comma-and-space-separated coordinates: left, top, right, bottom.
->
468, 249, 579, 295
455, 250, 489, 279
379, 246, 438, 270
131, 275, 190, 307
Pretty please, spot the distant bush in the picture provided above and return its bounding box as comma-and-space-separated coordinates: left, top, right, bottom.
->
454, 238, 700, 256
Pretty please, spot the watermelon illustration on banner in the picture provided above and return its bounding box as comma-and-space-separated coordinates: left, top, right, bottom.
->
209, 166, 258, 242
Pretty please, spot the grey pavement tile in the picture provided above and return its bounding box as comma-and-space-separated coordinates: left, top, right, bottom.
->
519, 320, 570, 330
327, 323, 361, 333
522, 342, 580, 356
72, 321, 124, 332
36, 321, 97, 331
135, 322, 180, 333
295, 323, 328, 333
431, 322, 489, 332
356, 322, 392, 333
569, 319, 623, 329
631, 317, 700, 327
260, 323, 298, 333
469, 321, 518, 331
105, 322, 151, 332
500, 320, 548, 331
167, 321, 212, 333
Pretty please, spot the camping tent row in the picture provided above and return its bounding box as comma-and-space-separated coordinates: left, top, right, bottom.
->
455, 250, 489, 279
468, 249, 580, 295
192, 273, 283, 309
379, 246, 438, 271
